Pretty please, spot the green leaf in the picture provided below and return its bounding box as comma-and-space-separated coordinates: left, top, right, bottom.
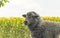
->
1, 2, 4, 6
3, 0, 8, 3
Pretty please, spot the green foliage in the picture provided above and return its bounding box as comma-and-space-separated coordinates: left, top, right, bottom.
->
0, 0, 8, 7
0, 17, 31, 38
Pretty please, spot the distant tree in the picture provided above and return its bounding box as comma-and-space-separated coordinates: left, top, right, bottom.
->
0, 0, 8, 7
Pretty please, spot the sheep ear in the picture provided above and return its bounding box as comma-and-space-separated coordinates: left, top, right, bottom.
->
34, 15, 39, 17
32, 14, 39, 17
22, 14, 26, 17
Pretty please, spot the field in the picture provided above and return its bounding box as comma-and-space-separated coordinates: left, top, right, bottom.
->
0, 16, 60, 38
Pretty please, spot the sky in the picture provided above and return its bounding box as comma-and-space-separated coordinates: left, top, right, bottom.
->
0, 0, 60, 17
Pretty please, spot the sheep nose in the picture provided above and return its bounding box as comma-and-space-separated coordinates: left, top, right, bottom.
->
24, 21, 28, 25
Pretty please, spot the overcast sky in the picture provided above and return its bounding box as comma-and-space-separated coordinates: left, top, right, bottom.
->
0, 0, 60, 17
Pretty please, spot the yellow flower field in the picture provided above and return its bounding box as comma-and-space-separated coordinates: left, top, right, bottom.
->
0, 16, 60, 38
